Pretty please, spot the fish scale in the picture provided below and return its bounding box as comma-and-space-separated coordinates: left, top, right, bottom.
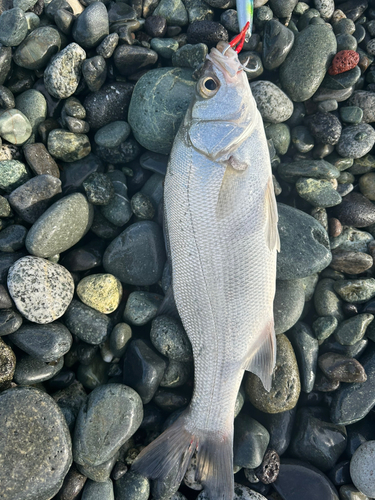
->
132, 34, 278, 500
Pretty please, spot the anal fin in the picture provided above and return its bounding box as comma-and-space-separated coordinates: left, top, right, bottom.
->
245, 321, 276, 392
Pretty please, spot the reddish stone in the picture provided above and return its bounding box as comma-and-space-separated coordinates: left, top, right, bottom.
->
328, 50, 360, 76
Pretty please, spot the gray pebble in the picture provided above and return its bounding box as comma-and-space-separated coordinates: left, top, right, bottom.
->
150, 315, 193, 362
250, 81, 293, 123
123, 291, 163, 326
336, 124, 375, 159
64, 299, 112, 345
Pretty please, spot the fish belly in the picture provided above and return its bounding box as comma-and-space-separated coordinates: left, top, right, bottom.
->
165, 126, 276, 434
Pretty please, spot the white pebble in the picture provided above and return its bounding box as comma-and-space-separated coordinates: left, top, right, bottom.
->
350, 440, 375, 498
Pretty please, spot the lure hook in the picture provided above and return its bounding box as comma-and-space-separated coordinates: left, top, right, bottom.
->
229, 21, 250, 53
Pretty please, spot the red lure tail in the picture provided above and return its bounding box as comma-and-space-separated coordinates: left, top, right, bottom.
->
229, 21, 250, 53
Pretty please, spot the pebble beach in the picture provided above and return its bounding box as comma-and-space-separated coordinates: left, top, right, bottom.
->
1, 0, 375, 499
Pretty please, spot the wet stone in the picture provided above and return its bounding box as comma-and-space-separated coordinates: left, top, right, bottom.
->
83, 173, 114, 206
151, 38, 179, 59
96, 33, 119, 59
73, 384, 143, 467
77, 353, 109, 391
64, 299, 111, 345
245, 334, 301, 414
44, 42, 86, 99
334, 278, 375, 304
72, 1, 109, 49
48, 130, 91, 163
76, 453, 117, 483
290, 408, 347, 472
82, 56, 107, 93
103, 221, 166, 286
94, 121, 131, 149
233, 414, 270, 469
123, 291, 163, 326
0, 386, 72, 500
312, 315, 338, 342
9, 174, 62, 224
114, 471, 150, 500
330, 250, 373, 274
109, 323, 132, 358
172, 43, 208, 69
81, 478, 114, 500
262, 19, 294, 71
277, 203, 332, 280
77, 273, 122, 314
287, 322, 318, 393
9, 322, 72, 362
145, 15, 167, 38
319, 352, 367, 383
114, 45, 158, 77
128, 67, 195, 155
0, 7, 28, 47
278, 160, 340, 183
100, 170, 132, 227
15, 89, 46, 139
160, 360, 191, 388
153, 0, 188, 26
274, 279, 305, 335
122, 339, 167, 404
250, 81, 293, 124
150, 315, 193, 362
7, 256, 74, 324
26, 193, 93, 258
84, 82, 134, 131
296, 178, 342, 208
131, 192, 156, 220
14, 355, 64, 385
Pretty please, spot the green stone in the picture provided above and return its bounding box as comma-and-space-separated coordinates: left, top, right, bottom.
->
77, 455, 117, 483
278, 160, 340, 183
123, 291, 163, 326
326, 152, 354, 171
114, 471, 150, 500
280, 24, 337, 102
153, 0, 188, 26
150, 38, 179, 59
128, 67, 195, 155
298, 273, 319, 302
330, 227, 373, 253
233, 414, 270, 469
13, 27, 61, 71
94, 121, 131, 149
334, 278, 375, 304
296, 177, 342, 207
77, 353, 109, 390
359, 172, 375, 201
131, 192, 155, 220
338, 171, 355, 184
109, 323, 132, 358
314, 278, 344, 321
83, 173, 115, 205
15, 89, 47, 138
288, 322, 319, 393
322, 66, 361, 90
349, 154, 375, 175
150, 315, 193, 362
77, 273, 122, 314
312, 315, 338, 343
26, 193, 93, 258
336, 34, 358, 51
340, 106, 364, 124
0, 160, 29, 192
0, 109, 32, 145
172, 43, 208, 69
245, 334, 301, 413
334, 313, 374, 346
0, 195, 11, 217
291, 125, 315, 153
0, 8, 28, 47
48, 130, 91, 162
265, 123, 291, 156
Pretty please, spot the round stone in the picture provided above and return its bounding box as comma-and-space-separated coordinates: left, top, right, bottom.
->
0, 160, 29, 192
336, 124, 375, 159
172, 43, 208, 69
128, 67, 195, 155
72, 1, 109, 49
15, 89, 47, 138
103, 221, 166, 286
280, 24, 337, 102
233, 413, 270, 469
296, 178, 342, 207
150, 38, 179, 59
9, 322, 72, 362
44, 42, 86, 99
150, 315, 193, 362
0, 309, 23, 336
94, 121, 131, 149
330, 251, 373, 275
7, 256, 74, 324
109, 323, 132, 358
245, 334, 301, 413
153, 0, 188, 26
81, 479, 114, 500
96, 33, 119, 59
14, 355, 64, 385
265, 123, 290, 156
0, 386, 72, 500
82, 173, 114, 206
348, 91, 375, 123
114, 471, 150, 500
308, 112, 342, 146
123, 291, 163, 326
77, 273, 122, 314
113, 45, 158, 77
350, 441, 375, 498
26, 193, 93, 258
250, 81, 293, 123
73, 384, 143, 467
359, 172, 375, 201
48, 130, 91, 163
334, 278, 375, 304
0, 109, 32, 145
131, 192, 155, 220
0, 338, 15, 383
274, 279, 305, 335
64, 299, 111, 345
331, 192, 375, 228
144, 15, 167, 38
0, 8, 28, 47
262, 19, 295, 71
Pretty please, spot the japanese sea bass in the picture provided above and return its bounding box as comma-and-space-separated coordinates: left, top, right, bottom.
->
133, 26, 279, 500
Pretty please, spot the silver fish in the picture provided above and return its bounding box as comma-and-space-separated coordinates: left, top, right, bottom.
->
133, 28, 279, 500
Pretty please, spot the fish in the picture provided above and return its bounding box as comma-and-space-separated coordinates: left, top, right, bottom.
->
132, 22, 279, 500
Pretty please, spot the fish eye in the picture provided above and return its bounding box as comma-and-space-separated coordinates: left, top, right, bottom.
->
199, 77, 220, 98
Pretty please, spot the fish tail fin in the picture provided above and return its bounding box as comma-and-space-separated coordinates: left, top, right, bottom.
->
132, 410, 234, 500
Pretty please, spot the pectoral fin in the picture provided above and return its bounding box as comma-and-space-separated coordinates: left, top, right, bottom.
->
245, 320, 276, 392
265, 177, 280, 252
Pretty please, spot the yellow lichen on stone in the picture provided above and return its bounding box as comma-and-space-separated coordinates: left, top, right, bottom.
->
77, 273, 123, 314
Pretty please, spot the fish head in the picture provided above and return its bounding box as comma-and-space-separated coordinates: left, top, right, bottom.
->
185, 42, 259, 162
